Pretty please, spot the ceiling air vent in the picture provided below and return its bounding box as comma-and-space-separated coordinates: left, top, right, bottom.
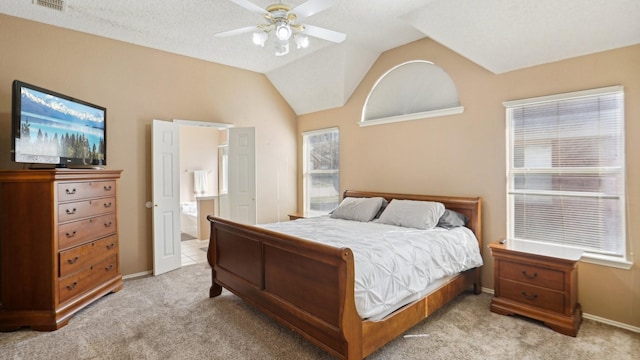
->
33, 0, 66, 11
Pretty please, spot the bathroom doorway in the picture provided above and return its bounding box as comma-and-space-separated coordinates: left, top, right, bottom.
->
152, 120, 255, 274
177, 122, 225, 266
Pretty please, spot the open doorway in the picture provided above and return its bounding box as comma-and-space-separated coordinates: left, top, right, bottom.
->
176, 121, 227, 267
152, 120, 255, 275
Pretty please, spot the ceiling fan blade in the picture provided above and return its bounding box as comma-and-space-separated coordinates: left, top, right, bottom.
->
291, 0, 335, 20
302, 24, 346, 43
215, 25, 259, 38
227, 0, 269, 16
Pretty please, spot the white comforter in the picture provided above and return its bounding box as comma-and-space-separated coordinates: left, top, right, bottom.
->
261, 216, 483, 320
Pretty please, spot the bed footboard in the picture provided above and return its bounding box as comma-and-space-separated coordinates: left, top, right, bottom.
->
207, 216, 363, 359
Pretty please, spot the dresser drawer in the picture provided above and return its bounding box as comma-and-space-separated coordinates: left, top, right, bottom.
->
58, 254, 118, 304
499, 279, 565, 314
58, 196, 116, 223
499, 260, 564, 291
58, 213, 117, 250
59, 235, 118, 277
58, 180, 116, 202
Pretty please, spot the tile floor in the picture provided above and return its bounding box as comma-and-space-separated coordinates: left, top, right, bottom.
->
181, 238, 209, 266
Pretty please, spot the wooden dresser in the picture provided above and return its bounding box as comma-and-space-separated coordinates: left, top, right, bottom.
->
0, 169, 123, 331
489, 239, 582, 336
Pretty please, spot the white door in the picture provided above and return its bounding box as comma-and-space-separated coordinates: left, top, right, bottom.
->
152, 119, 181, 275
227, 127, 256, 224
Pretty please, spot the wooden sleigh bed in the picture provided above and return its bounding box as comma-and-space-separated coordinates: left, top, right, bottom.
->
207, 190, 483, 359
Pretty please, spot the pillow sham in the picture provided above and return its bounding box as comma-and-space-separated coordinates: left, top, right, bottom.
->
330, 197, 386, 222
376, 199, 445, 230
437, 209, 468, 229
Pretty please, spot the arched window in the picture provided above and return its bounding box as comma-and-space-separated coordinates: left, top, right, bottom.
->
361, 60, 463, 127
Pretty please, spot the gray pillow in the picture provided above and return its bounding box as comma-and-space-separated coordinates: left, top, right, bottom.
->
330, 197, 386, 222
437, 209, 468, 229
377, 199, 445, 230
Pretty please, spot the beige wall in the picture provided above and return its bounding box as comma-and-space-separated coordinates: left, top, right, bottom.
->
298, 39, 640, 328
0, 15, 298, 275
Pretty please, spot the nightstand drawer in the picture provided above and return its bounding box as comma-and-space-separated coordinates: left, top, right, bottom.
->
499, 279, 565, 313
499, 260, 564, 291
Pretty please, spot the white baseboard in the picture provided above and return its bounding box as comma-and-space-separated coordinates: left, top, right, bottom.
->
582, 313, 640, 333
479, 287, 640, 333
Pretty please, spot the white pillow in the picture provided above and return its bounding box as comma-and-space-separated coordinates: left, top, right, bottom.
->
377, 199, 445, 230
330, 197, 386, 222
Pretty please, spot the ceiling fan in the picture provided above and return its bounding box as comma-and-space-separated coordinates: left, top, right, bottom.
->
215, 0, 346, 56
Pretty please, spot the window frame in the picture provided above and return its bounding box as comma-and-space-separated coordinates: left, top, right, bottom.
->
504, 86, 631, 269
360, 60, 464, 127
302, 127, 340, 217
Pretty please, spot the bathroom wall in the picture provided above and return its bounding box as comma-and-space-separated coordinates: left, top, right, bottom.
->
179, 125, 219, 201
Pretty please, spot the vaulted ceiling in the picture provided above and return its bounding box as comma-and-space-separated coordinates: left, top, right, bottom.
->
2, 0, 639, 115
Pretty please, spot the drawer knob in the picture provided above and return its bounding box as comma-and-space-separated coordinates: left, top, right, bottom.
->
65, 230, 77, 238
66, 281, 78, 290
105, 264, 114, 272
106, 243, 116, 250
65, 188, 76, 195
521, 291, 538, 301
67, 256, 79, 264
521, 270, 538, 279
65, 208, 77, 215
104, 222, 113, 228
104, 185, 112, 191
104, 202, 113, 208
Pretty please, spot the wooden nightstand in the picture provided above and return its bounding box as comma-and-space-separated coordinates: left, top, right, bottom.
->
288, 213, 306, 220
489, 239, 583, 336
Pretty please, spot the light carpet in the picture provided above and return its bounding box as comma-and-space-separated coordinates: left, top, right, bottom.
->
0, 263, 638, 359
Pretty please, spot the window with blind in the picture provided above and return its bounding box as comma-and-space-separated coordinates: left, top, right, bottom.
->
360, 61, 464, 127
303, 128, 339, 216
505, 86, 628, 265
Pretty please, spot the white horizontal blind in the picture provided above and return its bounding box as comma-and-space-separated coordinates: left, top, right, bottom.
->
505, 87, 625, 257
303, 128, 340, 216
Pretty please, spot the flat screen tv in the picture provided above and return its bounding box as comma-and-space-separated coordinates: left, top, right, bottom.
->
11, 80, 106, 167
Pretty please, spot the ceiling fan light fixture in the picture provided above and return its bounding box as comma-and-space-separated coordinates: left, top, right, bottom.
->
274, 40, 290, 56
252, 31, 268, 47
295, 34, 309, 49
275, 21, 292, 41
219, 0, 346, 57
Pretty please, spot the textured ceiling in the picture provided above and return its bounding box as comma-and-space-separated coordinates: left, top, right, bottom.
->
1, 0, 639, 115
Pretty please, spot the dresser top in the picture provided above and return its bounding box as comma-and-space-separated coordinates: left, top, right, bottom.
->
0, 169, 122, 182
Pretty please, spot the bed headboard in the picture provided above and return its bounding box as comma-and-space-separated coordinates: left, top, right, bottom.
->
342, 190, 482, 248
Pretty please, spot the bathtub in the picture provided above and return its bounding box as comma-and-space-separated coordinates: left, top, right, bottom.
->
180, 202, 198, 239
